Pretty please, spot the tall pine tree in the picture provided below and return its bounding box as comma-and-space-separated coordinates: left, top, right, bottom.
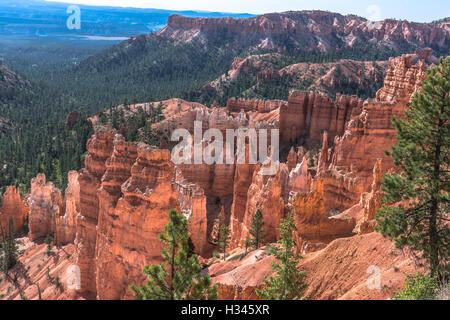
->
376, 57, 450, 278
249, 209, 266, 249
1, 216, 18, 273
217, 225, 230, 261
256, 211, 308, 300
130, 209, 217, 300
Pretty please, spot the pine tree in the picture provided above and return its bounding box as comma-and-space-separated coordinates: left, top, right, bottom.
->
130, 209, 217, 300
256, 211, 308, 300
375, 57, 450, 278
1, 216, 18, 273
45, 234, 53, 256
249, 209, 266, 249
217, 225, 230, 261
243, 235, 252, 254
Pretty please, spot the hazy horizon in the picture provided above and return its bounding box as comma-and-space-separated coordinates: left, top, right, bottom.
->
42, 0, 450, 22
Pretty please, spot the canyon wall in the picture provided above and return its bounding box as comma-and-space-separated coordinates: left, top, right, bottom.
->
0, 186, 28, 239
8, 52, 430, 300
157, 12, 449, 54
212, 53, 428, 298
95, 140, 179, 299
280, 91, 364, 146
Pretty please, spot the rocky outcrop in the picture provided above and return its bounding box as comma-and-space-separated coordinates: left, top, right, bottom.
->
0, 186, 28, 239
357, 159, 383, 235
280, 91, 364, 147
95, 142, 179, 300
291, 180, 356, 245
330, 54, 427, 190
26, 171, 79, 245
317, 131, 329, 173
211, 232, 420, 300
376, 55, 427, 103
157, 12, 449, 55
1, 49, 435, 301
207, 55, 390, 102
233, 163, 288, 248
210, 248, 275, 300
229, 163, 257, 248
75, 126, 115, 295
176, 173, 209, 256
56, 171, 79, 244
28, 174, 64, 242
65, 110, 80, 130
287, 158, 311, 194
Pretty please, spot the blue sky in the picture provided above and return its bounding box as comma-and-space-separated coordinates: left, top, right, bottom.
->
45, 0, 449, 22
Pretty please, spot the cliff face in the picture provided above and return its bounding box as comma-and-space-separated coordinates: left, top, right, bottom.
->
27, 171, 80, 245
376, 56, 427, 103
280, 91, 364, 147
157, 11, 449, 54
213, 52, 428, 299
331, 55, 427, 188
57, 171, 80, 244
28, 174, 64, 242
76, 126, 115, 295
96, 141, 179, 299
235, 163, 288, 247
0, 186, 28, 239
23, 127, 182, 299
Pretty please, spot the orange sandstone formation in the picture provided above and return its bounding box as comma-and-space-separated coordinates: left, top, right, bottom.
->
0, 186, 28, 239
28, 174, 64, 242
1, 51, 430, 300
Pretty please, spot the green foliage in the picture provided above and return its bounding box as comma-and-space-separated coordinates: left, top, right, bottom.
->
256, 211, 308, 300
392, 272, 437, 300
217, 225, 230, 261
45, 235, 53, 256
249, 209, 266, 249
72, 36, 236, 107
99, 103, 167, 146
130, 209, 217, 300
265, 243, 279, 256
243, 235, 252, 254
211, 209, 230, 261
1, 216, 18, 272
0, 92, 93, 193
375, 57, 450, 278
